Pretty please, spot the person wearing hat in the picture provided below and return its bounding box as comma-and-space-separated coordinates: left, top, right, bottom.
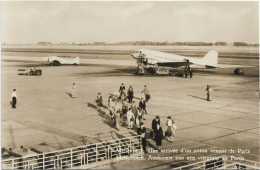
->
96, 92, 103, 110
127, 85, 134, 103
151, 115, 160, 140
137, 122, 147, 153
165, 116, 174, 142
11, 89, 17, 108
72, 83, 77, 98
206, 85, 213, 101
119, 83, 125, 100
154, 123, 163, 151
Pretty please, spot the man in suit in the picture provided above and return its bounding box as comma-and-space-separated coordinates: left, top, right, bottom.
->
139, 98, 146, 111
127, 85, 134, 103
139, 98, 147, 120
154, 123, 163, 151
137, 122, 147, 153
151, 115, 160, 139
119, 83, 125, 100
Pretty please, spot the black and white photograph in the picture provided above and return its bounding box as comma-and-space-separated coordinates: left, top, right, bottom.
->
1, 1, 259, 169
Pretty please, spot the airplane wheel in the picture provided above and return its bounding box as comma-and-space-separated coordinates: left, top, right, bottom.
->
148, 67, 156, 74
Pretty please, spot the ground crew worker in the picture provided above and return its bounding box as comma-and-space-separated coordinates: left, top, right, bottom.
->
137, 122, 147, 153
11, 89, 17, 108
189, 68, 193, 79
206, 85, 213, 101
139, 51, 143, 63
72, 83, 77, 98
142, 85, 150, 102
127, 85, 134, 103
184, 67, 188, 78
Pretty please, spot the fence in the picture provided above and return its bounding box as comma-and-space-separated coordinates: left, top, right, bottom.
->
2, 135, 142, 169
172, 156, 260, 170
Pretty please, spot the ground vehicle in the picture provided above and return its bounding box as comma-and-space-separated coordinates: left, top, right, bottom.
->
234, 68, 244, 75
18, 68, 42, 76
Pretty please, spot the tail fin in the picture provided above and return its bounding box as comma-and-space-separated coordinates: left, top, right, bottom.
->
203, 50, 218, 68
74, 57, 80, 65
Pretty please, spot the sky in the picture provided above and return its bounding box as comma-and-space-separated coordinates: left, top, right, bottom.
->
1, 1, 259, 44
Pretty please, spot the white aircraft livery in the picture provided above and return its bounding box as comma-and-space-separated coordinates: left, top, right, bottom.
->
131, 49, 218, 69
43, 56, 80, 66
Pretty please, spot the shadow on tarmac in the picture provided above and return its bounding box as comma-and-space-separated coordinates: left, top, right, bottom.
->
187, 94, 207, 101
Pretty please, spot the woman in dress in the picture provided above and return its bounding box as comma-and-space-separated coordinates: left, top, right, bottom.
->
165, 116, 174, 142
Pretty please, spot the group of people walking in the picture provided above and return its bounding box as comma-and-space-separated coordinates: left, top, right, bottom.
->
91, 83, 151, 132
138, 115, 177, 153
118, 83, 151, 103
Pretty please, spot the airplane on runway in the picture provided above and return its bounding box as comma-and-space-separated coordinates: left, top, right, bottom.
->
43, 56, 80, 66
131, 49, 218, 73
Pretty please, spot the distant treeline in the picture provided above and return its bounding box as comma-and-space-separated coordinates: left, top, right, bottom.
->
2, 41, 259, 47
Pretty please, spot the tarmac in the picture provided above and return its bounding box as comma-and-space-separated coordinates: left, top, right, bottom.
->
1, 48, 259, 168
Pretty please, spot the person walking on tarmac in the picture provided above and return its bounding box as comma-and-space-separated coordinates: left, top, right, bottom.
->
154, 123, 163, 151
139, 98, 147, 120
114, 109, 121, 131
127, 108, 134, 129
131, 101, 138, 123
206, 85, 213, 101
119, 83, 125, 100
96, 92, 103, 110
165, 116, 175, 142
72, 83, 77, 98
151, 115, 160, 139
138, 122, 147, 153
11, 89, 17, 108
142, 85, 150, 102
127, 85, 134, 103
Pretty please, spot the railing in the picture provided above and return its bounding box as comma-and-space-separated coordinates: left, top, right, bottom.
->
172, 156, 260, 170
2, 135, 142, 169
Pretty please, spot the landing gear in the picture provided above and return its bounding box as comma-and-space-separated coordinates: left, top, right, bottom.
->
147, 67, 156, 74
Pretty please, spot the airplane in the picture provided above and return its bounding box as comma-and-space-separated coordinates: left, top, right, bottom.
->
43, 56, 80, 66
131, 49, 218, 73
